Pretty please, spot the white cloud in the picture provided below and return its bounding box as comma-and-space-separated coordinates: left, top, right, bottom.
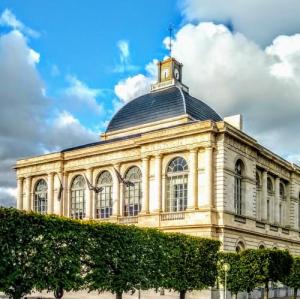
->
114, 59, 157, 103
113, 39, 139, 73
114, 22, 300, 166
64, 75, 103, 115
182, 0, 300, 46
0, 30, 98, 207
171, 22, 300, 164
0, 9, 40, 38
114, 74, 152, 103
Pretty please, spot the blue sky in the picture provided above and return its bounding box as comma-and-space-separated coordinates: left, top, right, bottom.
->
1, 0, 300, 206
0, 0, 181, 128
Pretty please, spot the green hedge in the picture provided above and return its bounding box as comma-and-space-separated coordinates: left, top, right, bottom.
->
0, 208, 220, 299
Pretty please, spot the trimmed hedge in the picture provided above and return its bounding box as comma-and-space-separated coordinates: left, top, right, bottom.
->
0, 208, 220, 299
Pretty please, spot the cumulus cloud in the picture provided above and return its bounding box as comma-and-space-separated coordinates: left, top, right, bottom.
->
64, 75, 103, 115
114, 22, 300, 165
168, 22, 300, 163
0, 30, 98, 207
0, 9, 40, 38
114, 59, 158, 103
45, 111, 98, 151
113, 39, 139, 73
182, 0, 300, 46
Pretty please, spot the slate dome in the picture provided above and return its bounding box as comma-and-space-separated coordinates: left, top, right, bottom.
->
106, 86, 222, 133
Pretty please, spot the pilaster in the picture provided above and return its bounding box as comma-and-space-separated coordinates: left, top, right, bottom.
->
112, 164, 120, 217
47, 172, 54, 214
85, 168, 93, 219
155, 154, 162, 212
25, 176, 32, 211
141, 156, 150, 214
262, 171, 268, 221
188, 148, 198, 210
275, 177, 280, 225
17, 177, 24, 210
204, 146, 214, 208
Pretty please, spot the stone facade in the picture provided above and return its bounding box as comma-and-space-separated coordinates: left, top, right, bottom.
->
15, 117, 300, 255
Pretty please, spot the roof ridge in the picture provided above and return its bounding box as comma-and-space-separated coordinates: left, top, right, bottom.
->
175, 85, 187, 114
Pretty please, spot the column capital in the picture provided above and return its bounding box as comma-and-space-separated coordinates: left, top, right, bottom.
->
142, 155, 150, 161
189, 147, 198, 153
17, 176, 24, 181
155, 153, 163, 159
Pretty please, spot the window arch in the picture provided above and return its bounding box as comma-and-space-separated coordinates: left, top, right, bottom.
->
96, 171, 113, 219
258, 244, 265, 250
234, 160, 244, 215
71, 175, 86, 219
34, 179, 48, 214
280, 182, 285, 199
236, 241, 245, 253
124, 166, 142, 216
166, 157, 188, 212
267, 177, 274, 193
256, 172, 261, 188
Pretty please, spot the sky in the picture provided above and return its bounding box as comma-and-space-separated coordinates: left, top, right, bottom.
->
0, 0, 300, 207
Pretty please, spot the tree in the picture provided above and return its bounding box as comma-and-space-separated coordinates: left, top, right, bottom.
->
218, 252, 256, 299
85, 222, 147, 299
34, 215, 86, 298
283, 256, 300, 299
240, 249, 293, 299
0, 208, 45, 299
162, 233, 220, 299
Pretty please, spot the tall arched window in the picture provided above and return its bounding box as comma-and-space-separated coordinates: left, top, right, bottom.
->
124, 166, 142, 216
96, 171, 113, 219
71, 175, 86, 219
166, 157, 188, 212
280, 182, 285, 199
234, 160, 244, 215
34, 179, 48, 214
267, 177, 273, 194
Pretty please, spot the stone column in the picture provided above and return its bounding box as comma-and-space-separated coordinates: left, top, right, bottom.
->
141, 156, 150, 214
17, 177, 24, 210
47, 172, 54, 214
262, 171, 268, 221
62, 172, 69, 217
188, 148, 198, 210
286, 183, 291, 227
112, 164, 120, 217
205, 147, 214, 207
275, 177, 280, 224
155, 154, 162, 212
85, 168, 93, 219
25, 176, 32, 211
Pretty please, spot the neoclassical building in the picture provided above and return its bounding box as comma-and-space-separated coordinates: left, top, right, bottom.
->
15, 57, 300, 254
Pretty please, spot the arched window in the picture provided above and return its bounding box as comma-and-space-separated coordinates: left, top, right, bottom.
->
258, 244, 265, 250
34, 179, 48, 214
280, 182, 285, 199
71, 175, 86, 219
256, 172, 261, 188
267, 177, 273, 193
234, 160, 244, 215
166, 157, 188, 212
96, 171, 113, 219
236, 241, 245, 253
124, 166, 142, 216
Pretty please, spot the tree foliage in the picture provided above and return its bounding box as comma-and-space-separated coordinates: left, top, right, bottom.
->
240, 249, 293, 299
282, 256, 300, 299
162, 233, 220, 299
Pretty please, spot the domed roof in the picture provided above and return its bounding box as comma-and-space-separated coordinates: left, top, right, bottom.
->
106, 86, 222, 133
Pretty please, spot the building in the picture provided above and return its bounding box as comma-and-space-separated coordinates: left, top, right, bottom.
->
15, 56, 300, 255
